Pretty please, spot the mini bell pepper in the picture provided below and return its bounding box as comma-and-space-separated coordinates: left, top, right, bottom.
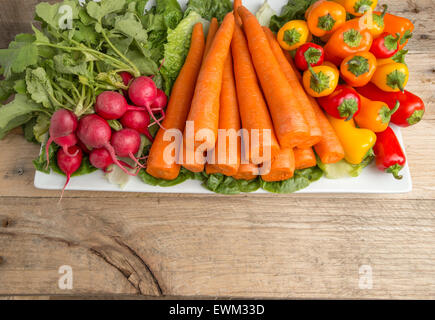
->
356, 82, 425, 127
307, 0, 347, 37
324, 19, 373, 64
376, 57, 395, 67
370, 32, 400, 59
278, 20, 311, 51
373, 126, 406, 179
295, 42, 325, 71
381, 13, 414, 50
333, 0, 378, 17
371, 62, 409, 92
340, 51, 377, 87
318, 85, 361, 121
367, 4, 388, 37
303, 64, 339, 97
354, 94, 399, 132
327, 115, 377, 165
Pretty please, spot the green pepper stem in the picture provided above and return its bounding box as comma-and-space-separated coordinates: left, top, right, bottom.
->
380, 4, 388, 19
304, 51, 320, 82
388, 101, 400, 116
386, 164, 403, 180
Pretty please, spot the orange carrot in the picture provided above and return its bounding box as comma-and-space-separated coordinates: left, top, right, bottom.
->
263, 26, 322, 148
238, 6, 310, 149
182, 19, 220, 173
206, 54, 241, 176
233, 163, 259, 181
203, 18, 219, 63
234, 0, 243, 25
309, 96, 345, 164
262, 148, 295, 182
283, 50, 301, 80
232, 23, 280, 164
294, 147, 317, 170
184, 12, 235, 153
147, 23, 205, 180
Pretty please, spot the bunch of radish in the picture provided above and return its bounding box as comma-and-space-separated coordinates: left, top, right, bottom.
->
45, 74, 167, 198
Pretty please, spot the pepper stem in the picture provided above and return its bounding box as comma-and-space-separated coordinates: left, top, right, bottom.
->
386, 164, 404, 180
388, 101, 400, 116
380, 4, 388, 18
305, 51, 320, 82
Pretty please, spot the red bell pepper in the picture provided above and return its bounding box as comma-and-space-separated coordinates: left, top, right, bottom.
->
356, 83, 425, 127
374, 127, 406, 180
294, 42, 325, 71
370, 32, 401, 59
317, 85, 361, 121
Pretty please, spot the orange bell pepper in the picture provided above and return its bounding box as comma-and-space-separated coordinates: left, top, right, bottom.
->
379, 13, 414, 50
371, 62, 409, 92
355, 94, 399, 132
340, 51, 377, 87
277, 20, 311, 51
303, 64, 340, 97
333, 0, 378, 17
324, 19, 373, 65
306, 0, 347, 37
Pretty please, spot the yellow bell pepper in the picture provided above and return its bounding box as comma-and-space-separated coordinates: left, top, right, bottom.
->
333, 0, 378, 17
376, 57, 394, 67
351, 4, 388, 37
328, 115, 377, 164
277, 20, 310, 51
303, 64, 339, 97
355, 95, 399, 132
371, 62, 409, 92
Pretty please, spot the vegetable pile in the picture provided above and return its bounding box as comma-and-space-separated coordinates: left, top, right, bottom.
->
0, 0, 425, 195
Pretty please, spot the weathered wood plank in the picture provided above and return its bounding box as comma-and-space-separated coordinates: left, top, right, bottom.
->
1, 196, 434, 299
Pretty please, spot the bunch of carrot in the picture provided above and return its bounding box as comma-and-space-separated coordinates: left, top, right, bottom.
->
146, 0, 345, 182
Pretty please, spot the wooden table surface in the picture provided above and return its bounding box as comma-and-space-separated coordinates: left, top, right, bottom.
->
0, 0, 434, 300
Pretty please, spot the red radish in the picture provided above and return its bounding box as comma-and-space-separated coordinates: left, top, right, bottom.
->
77, 115, 138, 176
150, 89, 167, 122
151, 89, 168, 111
54, 133, 79, 156
128, 76, 164, 129
45, 109, 78, 168
120, 72, 134, 96
95, 91, 143, 120
89, 148, 134, 173
77, 140, 91, 154
120, 111, 154, 142
120, 72, 134, 87
57, 145, 83, 200
111, 129, 145, 168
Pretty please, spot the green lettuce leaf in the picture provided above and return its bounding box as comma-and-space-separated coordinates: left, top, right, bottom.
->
318, 151, 375, 179
269, 0, 317, 32
261, 167, 323, 194
185, 0, 233, 21
156, 0, 183, 29
203, 174, 261, 194
139, 167, 195, 187
160, 10, 207, 93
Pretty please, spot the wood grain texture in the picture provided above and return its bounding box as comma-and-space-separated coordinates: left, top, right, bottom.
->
0, 0, 435, 299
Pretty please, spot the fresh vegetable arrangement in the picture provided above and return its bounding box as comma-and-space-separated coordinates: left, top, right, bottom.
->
0, 0, 425, 196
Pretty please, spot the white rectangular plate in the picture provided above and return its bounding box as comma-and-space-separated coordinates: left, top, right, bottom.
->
34, 0, 412, 194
